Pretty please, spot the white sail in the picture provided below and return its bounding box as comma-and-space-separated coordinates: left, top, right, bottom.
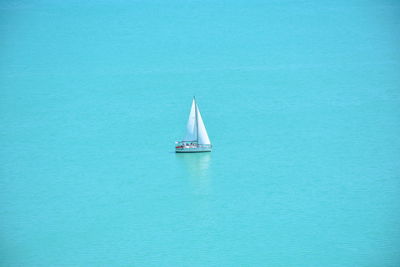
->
184, 99, 197, 141
196, 105, 211, 144
183, 98, 211, 145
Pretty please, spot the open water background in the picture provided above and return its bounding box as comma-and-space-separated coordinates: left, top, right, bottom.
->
1, 0, 400, 266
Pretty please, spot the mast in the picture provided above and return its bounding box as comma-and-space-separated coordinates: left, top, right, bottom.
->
194, 96, 198, 143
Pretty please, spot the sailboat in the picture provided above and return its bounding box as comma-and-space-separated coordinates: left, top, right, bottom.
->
175, 97, 212, 153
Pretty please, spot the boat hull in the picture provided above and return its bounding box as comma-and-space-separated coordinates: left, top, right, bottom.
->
175, 145, 212, 153
176, 149, 211, 153
175, 142, 212, 153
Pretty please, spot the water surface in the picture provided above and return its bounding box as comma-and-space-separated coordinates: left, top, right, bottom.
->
1, 0, 400, 266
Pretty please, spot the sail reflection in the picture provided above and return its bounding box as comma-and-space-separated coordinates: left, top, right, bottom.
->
175, 153, 211, 195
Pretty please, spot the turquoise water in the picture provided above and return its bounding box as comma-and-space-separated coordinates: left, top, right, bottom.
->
1, 0, 400, 266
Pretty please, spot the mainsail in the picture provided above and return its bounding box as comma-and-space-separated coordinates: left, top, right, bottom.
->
183, 98, 211, 145
184, 99, 197, 141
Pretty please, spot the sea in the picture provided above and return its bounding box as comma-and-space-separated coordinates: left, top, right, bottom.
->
1, 0, 400, 266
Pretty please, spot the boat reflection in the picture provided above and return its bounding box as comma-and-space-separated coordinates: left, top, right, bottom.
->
175, 152, 211, 195
175, 153, 215, 229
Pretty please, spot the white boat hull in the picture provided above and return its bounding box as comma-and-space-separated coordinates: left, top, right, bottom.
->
175, 148, 211, 153
175, 142, 212, 153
